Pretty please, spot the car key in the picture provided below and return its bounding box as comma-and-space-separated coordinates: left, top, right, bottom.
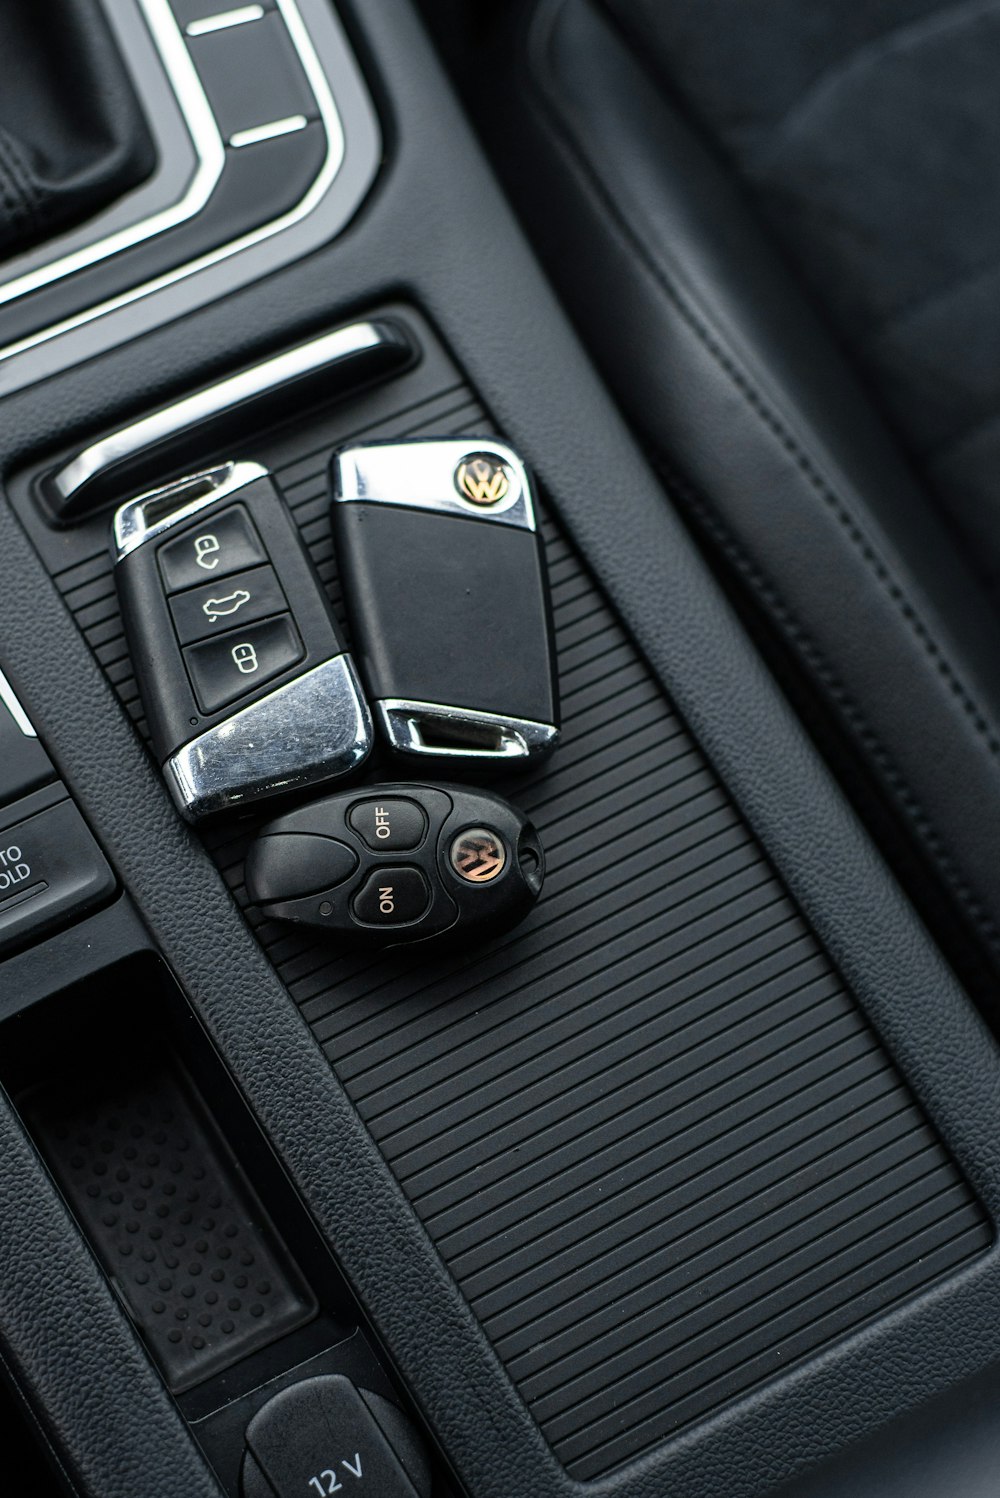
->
245, 782, 544, 946
113, 460, 373, 821
332, 438, 559, 765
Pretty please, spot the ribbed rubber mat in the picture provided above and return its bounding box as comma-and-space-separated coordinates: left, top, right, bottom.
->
22, 1055, 315, 1392
49, 376, 991, 1477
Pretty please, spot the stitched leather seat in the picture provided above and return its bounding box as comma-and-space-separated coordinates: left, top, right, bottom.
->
479, 0, 1000, 1001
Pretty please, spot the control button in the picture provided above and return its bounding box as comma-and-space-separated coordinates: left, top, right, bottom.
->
352, 868, 430, 927
349, 797, 426, 852
0, 681, 54, 807
245, 833, 358, 904
449, 827, 508, 884
158, 505, 267, 593
184, 615, 303, 716
168, 564, 287, 646
243, 1375, 424, 1498
0, 797, 116, 957
188, 10, 316, 142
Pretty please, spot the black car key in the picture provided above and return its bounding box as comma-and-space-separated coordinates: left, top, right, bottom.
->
113, 461, 373, 821
245, 782, 544, 946
332, 438, 559, 765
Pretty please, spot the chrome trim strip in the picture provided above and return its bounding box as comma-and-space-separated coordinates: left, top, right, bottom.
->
56, 321, 395, 516
185, 5, 266, 35
113, 462, 268, 560
0, 0, 347, 367
0, 0, 225, 313
378, 700, 559, 762
334, 438, 537, 532
230, 115, 308, 149
0, 668, 36, 738
165, 656, 373, 820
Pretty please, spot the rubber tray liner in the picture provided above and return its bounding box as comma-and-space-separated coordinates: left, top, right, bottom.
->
22, 1052, 315, 1393
50, 364, 992, 1478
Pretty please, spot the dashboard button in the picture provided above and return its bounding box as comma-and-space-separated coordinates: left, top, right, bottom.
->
348, 797, 426, 852
0, 797, 116, 956
352, 868, 430, 927
168, 563, 286, 646
187, 11, 316, 143
158, 505, 266, 593
183, 615, 303, 716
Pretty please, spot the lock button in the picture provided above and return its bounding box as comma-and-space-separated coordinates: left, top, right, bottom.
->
183, 614, 303, 715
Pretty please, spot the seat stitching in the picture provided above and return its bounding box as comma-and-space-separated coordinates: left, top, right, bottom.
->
528, 7, 1000, 951
657, 454, 1000, 954
532, 10, 1000, 762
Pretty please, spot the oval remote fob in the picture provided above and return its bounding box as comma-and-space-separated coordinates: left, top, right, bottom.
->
245, 782, 544, 947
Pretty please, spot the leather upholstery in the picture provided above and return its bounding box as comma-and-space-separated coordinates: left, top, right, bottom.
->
605, 0, 1000, 606
495, 0, 1000, 997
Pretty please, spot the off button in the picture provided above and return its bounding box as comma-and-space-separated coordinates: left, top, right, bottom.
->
349, 797, 426, 852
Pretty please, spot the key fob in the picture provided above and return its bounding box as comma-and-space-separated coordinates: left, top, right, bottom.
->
113, 461, 373, 821
332, 438, 559, 765
245, 782, 544, 946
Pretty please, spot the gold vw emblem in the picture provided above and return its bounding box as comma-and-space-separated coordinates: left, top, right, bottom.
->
455, 453, 512, 507
450, 828, 508, 883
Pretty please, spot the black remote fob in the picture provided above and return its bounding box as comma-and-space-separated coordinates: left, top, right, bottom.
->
245, 783, 544, 947
332, 438, 559, 767
113, 461, 373, 821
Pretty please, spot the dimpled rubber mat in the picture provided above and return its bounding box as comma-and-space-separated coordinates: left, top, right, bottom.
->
23, 1055, 315, 1392
49, 371, 992, 1478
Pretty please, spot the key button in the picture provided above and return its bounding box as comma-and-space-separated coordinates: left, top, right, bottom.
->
169, 563, 286, 646
183, 615, 303, 715
158, 505, 267, 593
349, 797, 426, 851
352, 868, 430, 927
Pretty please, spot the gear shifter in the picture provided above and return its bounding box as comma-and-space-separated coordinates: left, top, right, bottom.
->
0, 0, 154, 259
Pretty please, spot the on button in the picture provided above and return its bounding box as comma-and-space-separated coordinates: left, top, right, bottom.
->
352, 868, 430, 927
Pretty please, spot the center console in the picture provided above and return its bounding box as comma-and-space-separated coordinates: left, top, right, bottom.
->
0, 4, 998, 1498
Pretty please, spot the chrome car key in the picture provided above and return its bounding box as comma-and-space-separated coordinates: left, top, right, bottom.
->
113, 461, 373, 820
332, 438, 559, 765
